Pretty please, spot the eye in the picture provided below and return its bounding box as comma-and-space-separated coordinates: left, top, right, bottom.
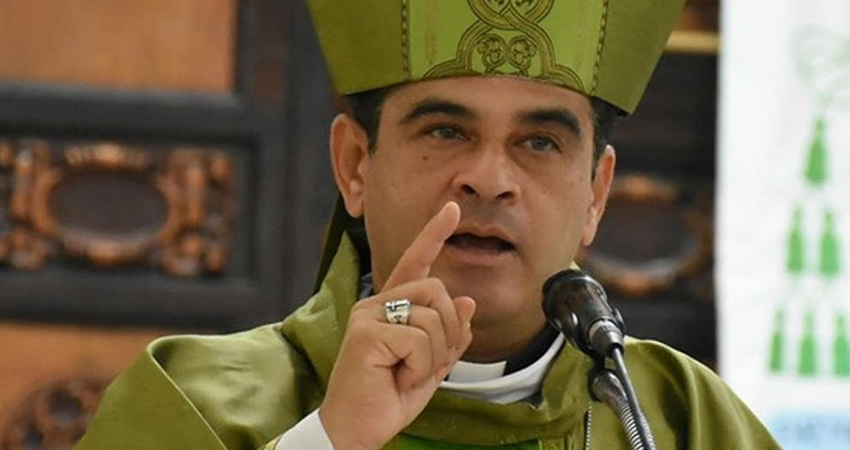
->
522, 135, 560, 153
427, 125, 466, 141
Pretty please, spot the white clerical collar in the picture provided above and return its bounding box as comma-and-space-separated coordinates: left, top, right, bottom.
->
439, 333, 565, 404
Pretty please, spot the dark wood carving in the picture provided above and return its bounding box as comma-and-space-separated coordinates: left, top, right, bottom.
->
0, 139, 236, 277
0, 378, 107, 450
578, 175, 712, 297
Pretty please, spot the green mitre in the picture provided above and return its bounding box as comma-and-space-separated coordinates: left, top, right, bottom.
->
307, 0, 686, 114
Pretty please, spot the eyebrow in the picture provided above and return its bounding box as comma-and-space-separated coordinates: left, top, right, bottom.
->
398, 98, 476, 125
517, 108, 583, 139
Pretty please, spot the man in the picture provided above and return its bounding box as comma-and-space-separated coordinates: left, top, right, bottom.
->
75, 1, 781, 449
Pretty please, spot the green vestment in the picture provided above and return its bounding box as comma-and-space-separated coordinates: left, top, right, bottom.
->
74, 235, 780, 450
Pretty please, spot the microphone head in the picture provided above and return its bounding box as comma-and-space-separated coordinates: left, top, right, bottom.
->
543, 269, 624, 359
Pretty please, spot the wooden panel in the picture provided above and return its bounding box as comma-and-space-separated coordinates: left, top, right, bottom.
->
613, 52, 718, 177
583, 51, 719, 363
0, 139, 239, 277
676, 0, 718, 32
246, 0, 290, 109
0, 322, 175, 448
579, 175, 712, 298
0, 0, 236, 92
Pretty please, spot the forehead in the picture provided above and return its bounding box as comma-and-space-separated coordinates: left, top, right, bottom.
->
381, 76, 594, 124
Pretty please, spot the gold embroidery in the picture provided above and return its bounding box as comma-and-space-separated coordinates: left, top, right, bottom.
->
425, 0, 582, 91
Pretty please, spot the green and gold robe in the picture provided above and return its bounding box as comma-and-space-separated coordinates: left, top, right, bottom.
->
75, 235, 780, 450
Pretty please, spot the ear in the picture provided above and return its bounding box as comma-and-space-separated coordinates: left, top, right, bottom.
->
330, 113, 370, 218
581, 145, 616, 246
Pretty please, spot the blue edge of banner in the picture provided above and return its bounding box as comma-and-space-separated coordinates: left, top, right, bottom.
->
769, 411, 850, 450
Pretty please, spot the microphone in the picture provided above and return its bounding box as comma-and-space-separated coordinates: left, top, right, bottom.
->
543, 269, 657, 450
542, 269, 625, 359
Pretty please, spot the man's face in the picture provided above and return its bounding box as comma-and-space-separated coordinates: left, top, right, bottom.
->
334, 76, 614, 358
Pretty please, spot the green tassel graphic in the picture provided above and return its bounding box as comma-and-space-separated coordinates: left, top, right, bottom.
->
798, 309, 818, 376
787, 207, 805, 275
769, 309, 786, 373
819, 210, 841, 279
835, 313, 850, 377
804, 118, 827, 186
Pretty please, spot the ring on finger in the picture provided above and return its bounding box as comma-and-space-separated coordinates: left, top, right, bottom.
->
384, 299, 411, 325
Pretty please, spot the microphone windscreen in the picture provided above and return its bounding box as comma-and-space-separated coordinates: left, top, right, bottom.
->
543, 269, 623, 357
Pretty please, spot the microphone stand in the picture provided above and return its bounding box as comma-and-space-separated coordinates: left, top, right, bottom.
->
590, 352, 656, 450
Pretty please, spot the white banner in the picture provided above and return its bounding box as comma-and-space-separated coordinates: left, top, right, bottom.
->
718, 1, 850, 448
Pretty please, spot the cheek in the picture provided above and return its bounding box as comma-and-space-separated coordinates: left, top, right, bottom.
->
364, 153, 407, 203
531, 179, 591, 257
363, 154, 446, 238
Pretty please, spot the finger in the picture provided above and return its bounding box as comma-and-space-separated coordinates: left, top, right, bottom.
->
453, 295, 476, 326
366, 298, 451, 371
435, 299, 475, 383
359, 293, 450, 369
376, 324, 434, 390
407, 306, 449, 373
451, 295, 476, 359
383, 201, 460, 290
372, 278, 461, 349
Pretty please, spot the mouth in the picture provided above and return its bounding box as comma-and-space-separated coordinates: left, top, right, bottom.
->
446, 232, 516, 255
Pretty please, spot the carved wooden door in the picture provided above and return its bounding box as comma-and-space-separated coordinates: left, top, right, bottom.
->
0, 1, 337, 448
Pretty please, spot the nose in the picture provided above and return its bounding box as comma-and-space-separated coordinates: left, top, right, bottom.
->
452, 145, 520, 203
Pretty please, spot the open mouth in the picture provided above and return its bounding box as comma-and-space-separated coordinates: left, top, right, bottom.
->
446, 232, 515, 254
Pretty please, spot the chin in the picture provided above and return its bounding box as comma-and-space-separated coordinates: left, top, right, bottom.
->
444, 277, 536, 320
438, 267, 502, 296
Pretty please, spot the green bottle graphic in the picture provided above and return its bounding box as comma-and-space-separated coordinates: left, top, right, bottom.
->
819, 210, 841, 279
799, 309, 818, 376
787, 207, 805, 275
769, 309, 786, 373
835, 313, 850, 377
804, 118, 827, 186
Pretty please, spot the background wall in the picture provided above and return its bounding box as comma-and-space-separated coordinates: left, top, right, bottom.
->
0, 1, 719, 448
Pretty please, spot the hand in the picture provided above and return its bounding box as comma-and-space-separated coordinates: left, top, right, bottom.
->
319, 202, 476, 450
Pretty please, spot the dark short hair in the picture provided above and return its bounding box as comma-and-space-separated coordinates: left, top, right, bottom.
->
345, 85, 620, 165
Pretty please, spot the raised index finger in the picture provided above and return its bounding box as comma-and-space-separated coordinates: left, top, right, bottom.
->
383, 201, 460, 290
